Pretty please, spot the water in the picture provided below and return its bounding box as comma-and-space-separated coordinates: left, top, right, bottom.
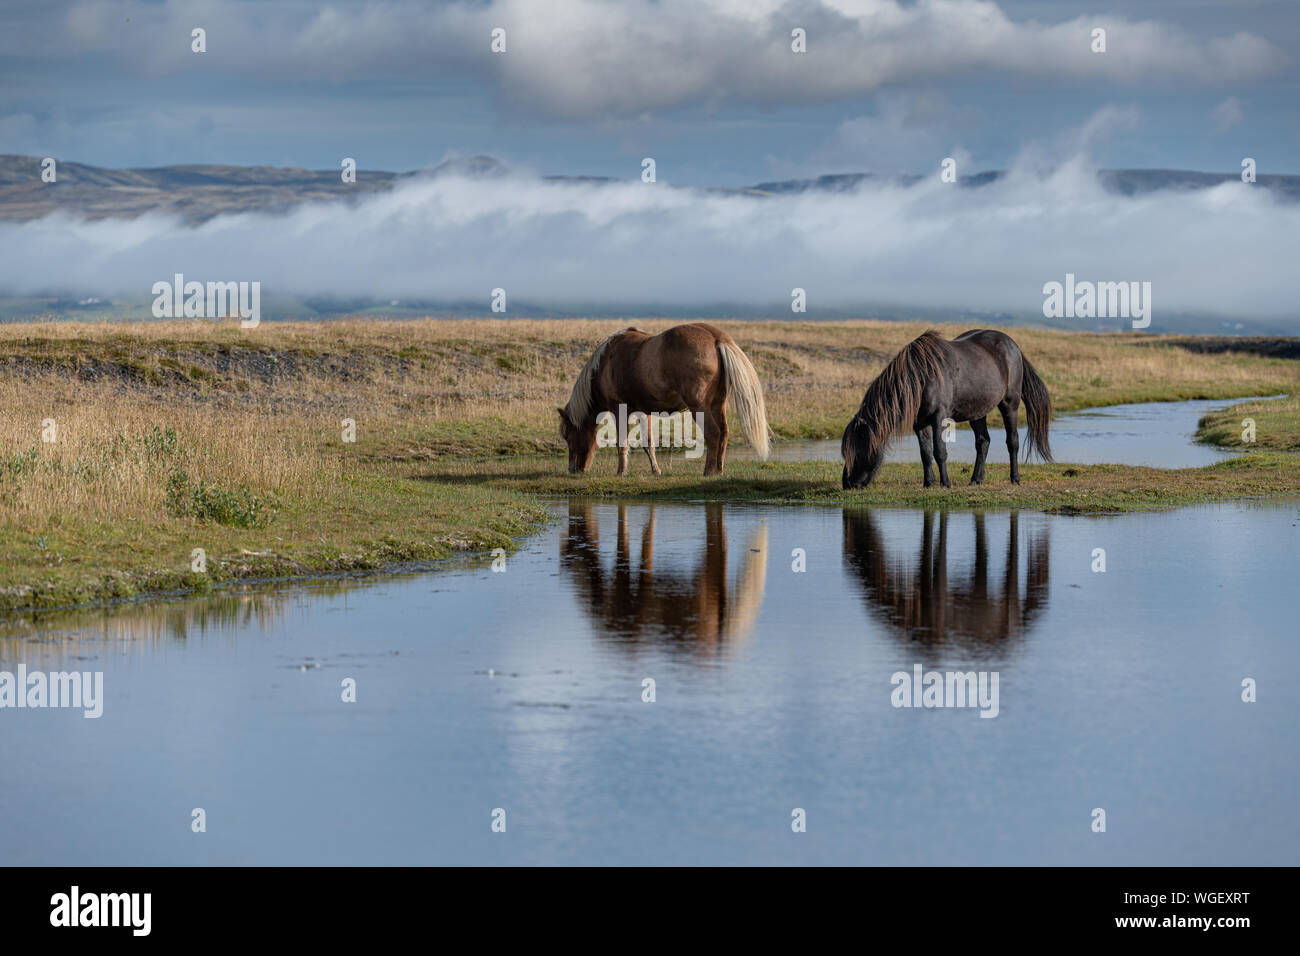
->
2, 496, 1297, 865
769, 395, 1279, 468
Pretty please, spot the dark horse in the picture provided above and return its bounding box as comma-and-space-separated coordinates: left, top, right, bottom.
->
842, 329, 1052, 489
559, 323, 770, 476
842, 508, 1051, 646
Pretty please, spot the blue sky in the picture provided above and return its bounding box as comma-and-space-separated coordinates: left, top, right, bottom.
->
2, 0, 1297, 182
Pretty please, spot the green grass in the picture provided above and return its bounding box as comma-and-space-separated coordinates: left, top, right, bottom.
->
0, 472, 548, 613
14, 440, 1298, 614
1197, 394, 1300, 450
426, 452, 1300, 514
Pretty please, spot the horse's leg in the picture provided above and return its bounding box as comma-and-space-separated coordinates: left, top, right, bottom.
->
642, 438, 662, 475
617, 439, 630, 476
970, 417, 991, 485
930, 413, 952, 488
640, 505, 656, 581
704, 401, 729, 476
701, 409, 719, 475
999, 400, 1021, 484
915, 424, 935, 486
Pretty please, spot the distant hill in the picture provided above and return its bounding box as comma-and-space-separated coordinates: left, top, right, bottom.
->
0, 155, 400, 223
751, 168, 1300, 199
2, 155, 1296, 223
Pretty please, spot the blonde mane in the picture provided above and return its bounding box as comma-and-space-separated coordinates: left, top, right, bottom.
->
564, 331, 625, 426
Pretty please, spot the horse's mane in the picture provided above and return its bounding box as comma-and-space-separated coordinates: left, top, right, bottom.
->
564, 330, 629, 426
853, 331, 947, 458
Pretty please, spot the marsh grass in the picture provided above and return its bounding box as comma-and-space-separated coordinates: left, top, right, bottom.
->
0, 354, 546, 611
3, 318, 1296, 453
426, 452, 1300, 513
0, 317, 1295, 611
1196, 394, 1300, 450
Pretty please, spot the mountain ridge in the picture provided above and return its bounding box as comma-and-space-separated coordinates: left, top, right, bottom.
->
2, 155, 1296, 224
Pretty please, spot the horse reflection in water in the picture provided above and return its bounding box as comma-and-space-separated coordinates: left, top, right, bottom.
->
561, 501, 768, 652
843, 509, 1050, 648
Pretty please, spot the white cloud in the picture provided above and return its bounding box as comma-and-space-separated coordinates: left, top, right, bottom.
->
3, 142, 1297, 322
45, 0, 1287, 118
1211, 96, 1245, 132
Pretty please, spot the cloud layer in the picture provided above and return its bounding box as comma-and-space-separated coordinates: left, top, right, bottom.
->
4, 158, 1297, 324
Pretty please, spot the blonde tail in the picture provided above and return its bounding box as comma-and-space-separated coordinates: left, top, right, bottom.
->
718, 341, 772, 461
723, 523, 769, 642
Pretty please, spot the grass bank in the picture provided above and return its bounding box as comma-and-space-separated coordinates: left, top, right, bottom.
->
1, 318, 1296, 612
1196, 394, 1300, 450
428, 453, 1300, 513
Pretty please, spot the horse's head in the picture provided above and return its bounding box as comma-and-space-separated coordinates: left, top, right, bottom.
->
841, 415, 883, 489
558, 407, 597, 474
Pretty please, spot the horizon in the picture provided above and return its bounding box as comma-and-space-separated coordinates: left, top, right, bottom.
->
8, 152, 1300, 181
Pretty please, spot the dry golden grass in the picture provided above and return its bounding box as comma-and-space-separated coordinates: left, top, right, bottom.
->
2, 318, 1295, 445
0, 377, 339, 524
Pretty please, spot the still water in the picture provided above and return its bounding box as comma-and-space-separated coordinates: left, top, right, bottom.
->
2, 496, 1296, 865
769, 395, 1277, 467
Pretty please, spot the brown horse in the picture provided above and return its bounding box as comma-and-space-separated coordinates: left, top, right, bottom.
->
560, 500, 769, 651
842, 329, 1053, 489
558, 323, 770, 475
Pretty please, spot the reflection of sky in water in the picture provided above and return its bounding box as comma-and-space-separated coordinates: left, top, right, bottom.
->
2, 498, 1296, 865
768, 396, 1279, 468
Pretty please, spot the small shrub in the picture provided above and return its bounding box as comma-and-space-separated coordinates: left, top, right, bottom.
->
141, 424, 181, 460
165, 467, 275, 529
1, 448, 41, 481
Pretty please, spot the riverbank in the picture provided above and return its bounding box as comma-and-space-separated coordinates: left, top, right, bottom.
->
1, 318, 1296, 612
1197, 394, 1300, 450
429, 453, 1300, 512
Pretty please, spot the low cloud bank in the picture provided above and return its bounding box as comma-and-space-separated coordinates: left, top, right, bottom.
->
2, 159, 1297, 324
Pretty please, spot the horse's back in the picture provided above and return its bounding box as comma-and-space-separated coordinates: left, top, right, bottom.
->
604, 323, 725, 410
949, 329, 1023, 402
615, 322, 725, 356
955, 328, 1016, 351
954, 329, 1022, 365
657, 322, 729, 348
645, 323, 727, 367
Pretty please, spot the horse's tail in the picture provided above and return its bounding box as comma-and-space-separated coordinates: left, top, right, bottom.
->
723, 522, 769, 642
1020, 354, 1053, 463
717, 340, 772, 461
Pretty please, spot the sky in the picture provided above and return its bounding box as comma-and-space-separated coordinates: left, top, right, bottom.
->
2, 0, 1297, 182
1, 0, 1297, 326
